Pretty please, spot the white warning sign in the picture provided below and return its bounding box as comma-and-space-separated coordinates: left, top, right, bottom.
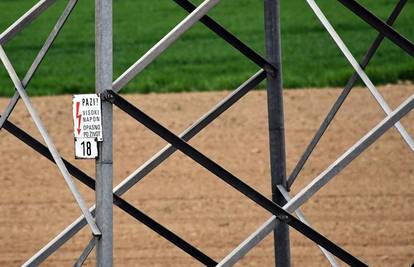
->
72, 94, 103, 141
75, 138, 98, 159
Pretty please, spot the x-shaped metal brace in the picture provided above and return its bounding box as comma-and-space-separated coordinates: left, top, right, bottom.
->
3, 0, 412, 266
104, 89, 369, 267
288, 0, 413, 188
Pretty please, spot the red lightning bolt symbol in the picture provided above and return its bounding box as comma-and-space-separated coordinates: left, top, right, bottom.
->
75, 102, 82, 135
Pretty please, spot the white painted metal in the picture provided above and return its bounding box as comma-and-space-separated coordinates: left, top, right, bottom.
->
219, 185, 340, 267
216, 216, 276, 267
112, 0, 221, 92
22, 209, 91, 266
0, 0, 57, 45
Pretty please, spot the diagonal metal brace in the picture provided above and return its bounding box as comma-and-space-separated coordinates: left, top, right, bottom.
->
106, 90, 368, 266
307, 0, 414, 152
336, 0, 414, 58
277, 185, 340, 267
172, 0, 276, 76
22, 70, 265, 265
73, 237, 96, 267
287, 0, 409, 189
0, 0, 57, 45
113, 0, 221, 92
0, 46, 101, 236
216, 93, 414, 267
1, 118, 216, 267
0, 0, 79, 131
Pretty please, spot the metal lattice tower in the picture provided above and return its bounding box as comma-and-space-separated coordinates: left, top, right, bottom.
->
0, 0, 413, 266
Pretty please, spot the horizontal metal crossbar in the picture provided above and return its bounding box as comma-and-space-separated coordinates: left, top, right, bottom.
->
0, 0, 57, 45
113, 0, 220, 92
287, 0, 409, 188
336, 0, 414, 58
173, 0, 276, 76
24, 70, 265, 265
0, 0, 79, 130
105, 90, 368, 266
1, 118, 216, 267
217, 93, 414, 266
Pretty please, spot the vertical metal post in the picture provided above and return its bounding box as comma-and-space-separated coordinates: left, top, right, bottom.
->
264, 0, 291, 266
96, 0, 113, 266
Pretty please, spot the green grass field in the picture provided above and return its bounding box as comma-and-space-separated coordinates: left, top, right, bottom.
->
0, 0, 413, 96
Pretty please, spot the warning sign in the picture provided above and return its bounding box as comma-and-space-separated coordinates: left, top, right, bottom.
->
72, 94, 103, 141
75, 138, 98, 159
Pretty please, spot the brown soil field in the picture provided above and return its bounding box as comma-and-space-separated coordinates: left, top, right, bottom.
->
0, 85, 413, 266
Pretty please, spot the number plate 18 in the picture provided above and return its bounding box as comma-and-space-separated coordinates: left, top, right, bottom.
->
75, 138, 98, 159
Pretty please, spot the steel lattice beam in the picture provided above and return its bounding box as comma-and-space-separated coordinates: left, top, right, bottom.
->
337, 0, 414, 58
0, 0, 57, 45
73, 237, 96, 267
105, 90, 368, 266
0, 46, 101, 236
307, 0, 414, 152
113, 0, 221, 92
215, 93, 414, 266
287, 0, 408, 188
1, 117, 217, 267
22, 70, 265, 265
0, 0, 79, 130
1, 0, 411, 265
173, 0, 276, 75
277, 185, 339, 267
